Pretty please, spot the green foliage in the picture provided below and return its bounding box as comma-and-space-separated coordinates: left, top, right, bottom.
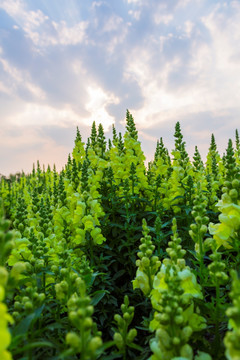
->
0, 112, 239, 359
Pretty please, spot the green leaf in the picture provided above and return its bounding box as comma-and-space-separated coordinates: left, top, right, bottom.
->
112, 269, 126, 280
91, 290, 109, 305
12, 305, 45, 337
127, 342, 144, 351
13, 341, 54, 355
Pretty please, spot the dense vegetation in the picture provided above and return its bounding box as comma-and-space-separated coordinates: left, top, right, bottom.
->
1, 110, 240, 360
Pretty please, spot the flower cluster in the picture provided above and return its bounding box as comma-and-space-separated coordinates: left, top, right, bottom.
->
133, 219, 161, 296
66, 278, 103, 359
113, 295, 138, 356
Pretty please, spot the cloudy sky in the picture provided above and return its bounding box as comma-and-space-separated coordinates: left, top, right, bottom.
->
0, 0, 240, 175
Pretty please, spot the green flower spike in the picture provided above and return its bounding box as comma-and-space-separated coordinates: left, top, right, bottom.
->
113, 295, 140, 358
133, 219, 161, 296
66, 278, 103, 360
150, 265, 207, 360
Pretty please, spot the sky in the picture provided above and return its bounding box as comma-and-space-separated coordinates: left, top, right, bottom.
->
0, 0, 240, 175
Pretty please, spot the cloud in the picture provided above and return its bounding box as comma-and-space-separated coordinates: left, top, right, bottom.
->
0, 0, 240, 175
0, 0, 88, 48
5, 103, 82, 127
0, 55, 46, 100
84, 85, 119, 130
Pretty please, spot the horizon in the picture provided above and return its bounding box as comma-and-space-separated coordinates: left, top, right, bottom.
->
0, 116, 238, 178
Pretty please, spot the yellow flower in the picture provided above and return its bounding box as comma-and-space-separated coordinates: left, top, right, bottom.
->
90, 227, 105, 244
82, 215, 95, 231
152, 265, 203, 300
133, 270, 151, 296
209, 222, 233, 249
1, 350, 12, 360
75, 229, 86, 245
224, 330, 240, 360
75, 201, 86, 216
178, 268, 203, 299
0, 302, 13, 359
219, 209, 240, 228
0, 327, 11, 353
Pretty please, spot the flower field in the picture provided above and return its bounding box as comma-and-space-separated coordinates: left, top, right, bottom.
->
1, 110, 240, 360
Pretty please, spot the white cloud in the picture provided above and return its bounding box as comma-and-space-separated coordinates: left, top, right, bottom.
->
50, 21, 88, 46
176, 0, 195, 9
0, 56, 46, 99
154, 14, 173, 25
3, 85, 119, 132
127, 0, 143, 4
184, 20, 194, 37
6, 103, 81, 127
128, 9, 141, 20
0, 81, 12, 95
24, 19, 88, 48
0, 0, 88, 48
102, 14, 123, 32
0, 0, 48, 30
122, 2, 240, 133
201, 3, 240, 71
85, 85, 120, 131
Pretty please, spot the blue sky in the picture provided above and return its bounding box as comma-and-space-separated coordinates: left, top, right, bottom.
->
0, 0, 240, 175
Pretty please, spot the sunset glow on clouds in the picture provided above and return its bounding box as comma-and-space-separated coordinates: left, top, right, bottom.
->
0, 0, 240, 174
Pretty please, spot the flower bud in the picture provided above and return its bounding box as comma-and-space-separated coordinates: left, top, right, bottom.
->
66, 332, 81, 349
60, 268, 68, 277
232, 179, 240, 189
83, 317, 93, 329
114, 332, 124, 350
200, 225, 207, 234
229, 189, 238, 199
11, 262, 26, 279
88, 336, 102, 352
60, 280, 68, 292
195, 216, 202, 224
69, 311, 78, 323
38, 293, 46, 303
51, 265, 58, 273
25, 301, 33, 312
142, 257, 150, 267
162, 305, 170, 314
159, 313, 169, 324
190, 224, 197, 232
224, 181, 231, 189
180, 344, 193, 359
86, 305, 94, 316
12, 310, 19, 318
172, 336, 180, 345
146, 249, 152, 257
174, 315, 184, 325
14, 301, 22, 311
127, 328, 137, 343
114, 314, 122, 323
181, 326, 193, 340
